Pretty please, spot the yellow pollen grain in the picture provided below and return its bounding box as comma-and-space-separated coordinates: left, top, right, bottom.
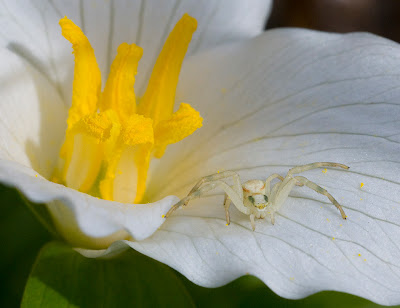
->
339, 224, 343, 227
360, 182, 364, 188
358, 253, 361, 257
289, 277, 295, 281
326, 218, 330, 222
322, 168, 327, 173
162, 215, 165, 218
364, 259, 366, 262
35, 174, 38, 177
332, 237, 335, 240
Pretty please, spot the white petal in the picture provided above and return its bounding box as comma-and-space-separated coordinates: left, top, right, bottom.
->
0, 48, 66, 178
106, 30, 399, 305
0, 0, 272, 102
0, 159, 178, 249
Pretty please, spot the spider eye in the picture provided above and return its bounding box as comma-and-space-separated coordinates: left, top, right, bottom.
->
248, 196, 255, 204
264, 195, 268, 202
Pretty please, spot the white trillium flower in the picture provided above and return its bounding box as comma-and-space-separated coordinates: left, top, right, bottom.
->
1, 0, 400, 305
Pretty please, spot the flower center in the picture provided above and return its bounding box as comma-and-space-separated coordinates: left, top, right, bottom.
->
53, 14, 202, 203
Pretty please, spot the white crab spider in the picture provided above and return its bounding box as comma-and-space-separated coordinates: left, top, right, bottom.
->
165, 162, 349, 230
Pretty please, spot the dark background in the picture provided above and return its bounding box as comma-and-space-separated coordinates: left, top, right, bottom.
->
266, 0, 400, 44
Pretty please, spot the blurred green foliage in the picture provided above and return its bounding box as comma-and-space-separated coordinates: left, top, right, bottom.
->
0, 183, 396, 307
0, 184, 51, 307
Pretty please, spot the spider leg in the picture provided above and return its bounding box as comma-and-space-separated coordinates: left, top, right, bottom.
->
250, 214, 256, 231
265, 174, 284, 196
165, 179, 250, 218
223, 194, 231, 225
294, 176, 347, 219
288, 162, 349, 176
185, 171, 242, 205
165, 182, 217, 217
265, 174, 303, 197
270, 177, 298, 217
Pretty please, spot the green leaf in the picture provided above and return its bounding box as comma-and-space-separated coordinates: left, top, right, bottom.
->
22, 242, 396, 308
21, 241, 195, 308
0, 184, 51, 308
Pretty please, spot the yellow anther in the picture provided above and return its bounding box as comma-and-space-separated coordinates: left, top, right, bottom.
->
138, 14, 197, 125
100, 43, 143, 123
154, 103, 203, 157
74, 112, 113, 143
121, 114, 154, 146
59, 17, 101, 130
133, 14, 199, 202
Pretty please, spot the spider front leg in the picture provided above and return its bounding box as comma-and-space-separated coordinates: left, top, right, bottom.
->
165, 171, 249, 220
265, 174, 303, 197
165, 171, 240, 218
294, 176, 347, 219
165, 182, 217, 218
184, 171, 243, 206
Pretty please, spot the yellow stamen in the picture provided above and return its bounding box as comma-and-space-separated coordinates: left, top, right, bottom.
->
134, 14, 199, 201
64, 111, 114, 191
58, 17, 103, 191
73, 112, 113, 143
59, 17, 101, 130
97, 40, 152, 201
100, 43, 143, 123
57, 14, 202, 203
138, 13, 197, 125
134, 145, 153, 202
121, 115, 154, 145
154, 103, 203, 157
100, 114, 154, 201
65, 133, 103, 191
